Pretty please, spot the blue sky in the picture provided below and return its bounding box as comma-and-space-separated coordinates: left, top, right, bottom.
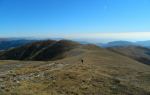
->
0, 0, 150, 42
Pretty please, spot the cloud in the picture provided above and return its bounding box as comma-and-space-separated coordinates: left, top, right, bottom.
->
49, 32, 150, 38
46, 32, 150, 42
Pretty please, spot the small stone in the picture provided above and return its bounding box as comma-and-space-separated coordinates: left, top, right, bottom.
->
16, 80, 20, 84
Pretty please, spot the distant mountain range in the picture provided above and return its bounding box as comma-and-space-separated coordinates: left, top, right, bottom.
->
136, 40, 150, 47
99, 40, 150, 48
0, 39, 149, 66
0, 38, 150, 65
0, 39, 36, 50
1, 38, 150, 50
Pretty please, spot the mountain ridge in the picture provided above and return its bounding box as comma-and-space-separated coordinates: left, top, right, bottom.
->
0, 40, 81, 61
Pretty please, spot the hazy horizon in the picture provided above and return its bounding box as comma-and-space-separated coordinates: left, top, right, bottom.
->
1, 35, 150, 44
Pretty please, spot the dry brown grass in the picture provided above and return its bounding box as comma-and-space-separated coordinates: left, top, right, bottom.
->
0, 46, 150, 95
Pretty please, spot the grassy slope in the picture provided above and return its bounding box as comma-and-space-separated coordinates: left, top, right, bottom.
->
108, 46, 150, 65
0, 45, 150, 95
